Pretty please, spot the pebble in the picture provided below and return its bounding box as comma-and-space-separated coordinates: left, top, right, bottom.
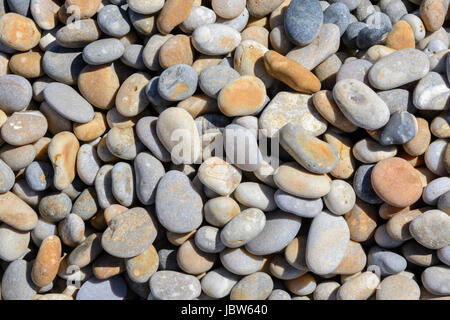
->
371, 157, 423, 207
0, 223, 30, 261
31, 235, 61, 287
409, 209, 450, 250
280, 122, 339, 174
437, 246, 450, 266
422, 177, 450, 205
82, 39, 125, 65
345, 199, 378, 242
39, 192, 72, 222
97, 4, 130, 37
198, 157, 241, 196
0, 158, 14, 193
201, 268, 240, 299
150, 271, 201, 300
25, 161, 53, 191
106, 126, 143, 160
58, 213, 85, 247
421, 265, 450, 295
204, 196, 240, 227
101, 207, 156, 258
274, 189, 323, 218
323, 180, 356, 215
155, 170, 203, 233
111, 162, 135, 207
158, 64, 197, 102
245, 210, 302, 256
76, 144, 101, 186
314, 281, 340, 300
177, 238, 216, 275
180, 6, 216, 33
48, 132, 79, 190
0, 13, 40, 51
260, 91, 327, 138
353, 138, 397, 164
230, 272, 273, 300
333, 79, 390, 130
430, 111, 450, 138
264, 50, 321, 94
56, 19, 100, 49
287, 23, 340, 70
1, 259, 37, 300
353, 164, 383, 204
376, 274, 420, 300
234, 40, 272, 88
284, 0, 323, 46
134, 152, 165, 205
199, 65, 240, 99
77, 276, 127, 300
274, 162, 331, 199
220, 208, 266, 248
194, 226, 225, 254
125, 245, 159, 283
0, 75, 32, 114
42, 46, 85, 85
0, 143, 36, 171
192, 24, 241, 55
402, 240, 439, 267
157, 0, 194, 35
337, 271, 380, 300
425, 139, 448, 176
375, 224, 405, 249
323, 3, 350, 36
368, 246, 407, 276
285, 273, 317, 296
233, 182, 276, 211
368, 49, 430, 90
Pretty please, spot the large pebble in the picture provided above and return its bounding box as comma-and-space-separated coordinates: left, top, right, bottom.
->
409, 210, 450, 250
284, 0, 323, 46
150, 271, 201, 300
192, 24, 241, 55
0, 75, 32, 114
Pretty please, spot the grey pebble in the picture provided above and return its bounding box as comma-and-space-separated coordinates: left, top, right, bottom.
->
421, 265, 450, 295
220, 247, 264, 275
38, 192, 72, 222
0, 75, 32, 113
150, 271, 201, 300
42, 46, 86, 85
284, 0, 323, 46
353, 164, 383, 204
199, 65, 240, 99
1, 259, 37, 300
323, 3, 350, 36
158, 64, 198, 102
136, 116, 171, 162
379, 111, 417, 145
144, 77, 173, 111
77, 144, 101, 186
274, 189, 323, 218
82, 38, 125, 65
195, 226, 226, 253
367, 246, 407, 276
377, 89, 415, 114
95, 164, 116, 209
134, 151, 165, 205
97, 4, 131, 37
25, 161, 53, 191
72, 188, 98, 221
43, 82, 94, 123
111, 162, 135, 207
6, 0, 29, 16
121, 44, 146, 70
221, 208, 266, 248
155, 170, 203, 233
245, 210, 302, 256
77, 276, 127, 300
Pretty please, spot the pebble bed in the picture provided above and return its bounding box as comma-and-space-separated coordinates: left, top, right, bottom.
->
0, 0, 448, 301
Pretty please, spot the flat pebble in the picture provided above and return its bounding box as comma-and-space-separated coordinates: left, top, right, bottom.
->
274, 189, 323, 218
150, 270, 201, 300
77, 276, 127, 300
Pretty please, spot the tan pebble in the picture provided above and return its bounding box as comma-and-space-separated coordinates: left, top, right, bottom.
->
38, 294, 73, 300
125, 245, 159, 283
106, 107, 141, 129
376, 274, 420, 300
0, 144, 36, 171
1, 111, 48, 146
177, 238, 216, 275
404, 118, 431, 156
364, 45, 396, 63
78, 64, 120, 110
273, 162, 331, 199
285, 273, 316, 296
386, 21, 415, 50
64, 0, 101, 19
0, 191, 38, 231
313, 90, 358, 133
430, 111, 450, 138
0, 53, 10, 77
379, 203, 410, 220
33, 137, 51, 161
0, 13, 41, 51
157, 0, 194, 34
337, 271, 380, 300
264, 50, 321, 94
104, 204, 128, 225
241, 26, 269, 47
115, 72, 150, 117
177, 94, 219, 118
333, 241, 367, 275
73, 112, 107, 142
9, 51, 44, 78
167, 230, 196, 246
32, 235, 61, 287
323, 130, 357, 180
159, 35, 194, 69
192, 55, 223, 74
420, 0, 446, 32
386, 207, 429, 241
48, 131, 80, 190
371, 157, 423, 208
204, 196, 240, 227
313, 54, 342, 88
92, 253, 125, 280
218, 76, 266, 117
284, 235, 308, 270
345, 199, 378, 242
234, 40, 273, 88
